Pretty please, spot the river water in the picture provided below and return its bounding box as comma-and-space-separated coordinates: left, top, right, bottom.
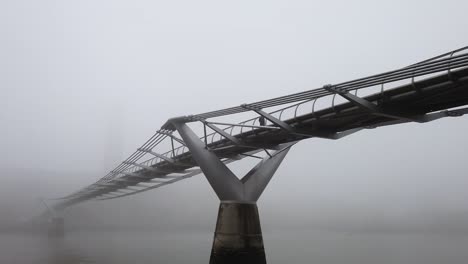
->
1, 229, 468, 264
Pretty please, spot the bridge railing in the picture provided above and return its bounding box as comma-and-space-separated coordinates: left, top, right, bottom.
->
115, 46, 468, 181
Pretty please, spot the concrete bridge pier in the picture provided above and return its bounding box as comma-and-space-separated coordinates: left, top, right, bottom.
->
48, 217, 64, 238
173, 121, 293, 263
210, 202, 265, 264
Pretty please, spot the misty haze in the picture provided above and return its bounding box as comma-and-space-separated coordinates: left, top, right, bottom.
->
2, 1, 468, 264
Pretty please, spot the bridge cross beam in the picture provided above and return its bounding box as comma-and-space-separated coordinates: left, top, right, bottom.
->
240, 103, 363, 140
171, 120, 293, 264
323, 84, 425, 123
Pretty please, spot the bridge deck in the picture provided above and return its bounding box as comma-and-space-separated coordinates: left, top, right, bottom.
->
54, 48, 468, 209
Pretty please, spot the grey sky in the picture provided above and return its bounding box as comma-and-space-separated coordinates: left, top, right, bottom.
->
1, 0, 468, 231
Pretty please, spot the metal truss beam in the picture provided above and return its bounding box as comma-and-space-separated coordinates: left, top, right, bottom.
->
137, 149, 192, 168
241, 104, 294, 132
205, 121, 281, 131
324, 85, 423, 123
241, 104, 348, 140
136, 150, 176, 164
202, 121, 281, 150
158, 130, 186, 145
166, 118, 289, 153
204, 122, 242, 145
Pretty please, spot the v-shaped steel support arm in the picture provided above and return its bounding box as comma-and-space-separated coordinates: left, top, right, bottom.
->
172, 122, 292, 202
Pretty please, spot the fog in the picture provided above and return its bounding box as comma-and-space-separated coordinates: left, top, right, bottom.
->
1, 1, 468, 263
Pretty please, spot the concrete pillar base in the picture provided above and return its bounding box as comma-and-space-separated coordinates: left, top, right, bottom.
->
48, 217, 64, 238
209, 202, 266, 264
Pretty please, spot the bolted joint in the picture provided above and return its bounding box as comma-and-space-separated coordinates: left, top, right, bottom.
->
241, 104, 262, 111
185, 115, 206, 123
323, 84, 346, 94
161, 116, 193, 130
190, 116, 206, 122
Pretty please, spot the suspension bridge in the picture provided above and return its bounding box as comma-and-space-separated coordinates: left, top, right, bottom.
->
44, 46, 468, 263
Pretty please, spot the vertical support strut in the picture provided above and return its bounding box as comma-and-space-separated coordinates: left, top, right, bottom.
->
171, 120, 293, 264
173, 122, 244, 201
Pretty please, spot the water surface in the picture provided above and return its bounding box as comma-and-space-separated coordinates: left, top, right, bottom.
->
1, 229, 467, 264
